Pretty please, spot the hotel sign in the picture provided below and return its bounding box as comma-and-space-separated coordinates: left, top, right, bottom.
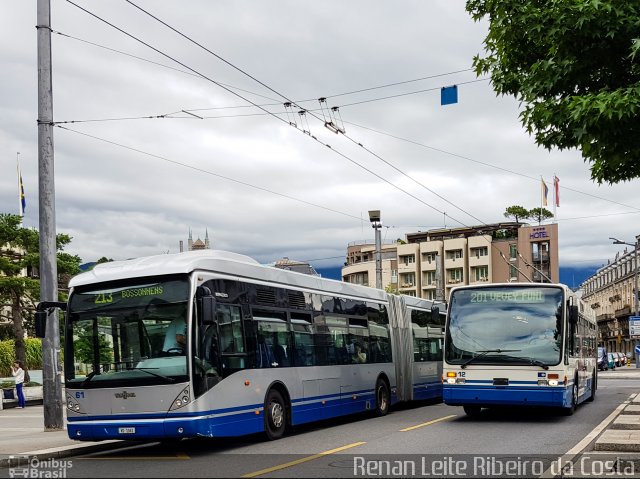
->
529, 227, 549, 239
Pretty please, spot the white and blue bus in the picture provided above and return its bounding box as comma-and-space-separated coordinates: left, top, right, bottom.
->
48, 250, 445, 441
442, 283, 597, 416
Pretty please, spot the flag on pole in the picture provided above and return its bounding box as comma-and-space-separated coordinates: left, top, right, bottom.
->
554, 176, 560, 207
541, 178, 548, 207
17, 158, 26, 216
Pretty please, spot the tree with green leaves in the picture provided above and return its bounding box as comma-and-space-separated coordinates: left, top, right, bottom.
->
527, 207, 554, 225
503, 205, 529, 223
0, 213, 81, 365
467, 1, 640, 184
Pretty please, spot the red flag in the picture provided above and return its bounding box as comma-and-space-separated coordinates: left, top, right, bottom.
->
554, 176, 560, 207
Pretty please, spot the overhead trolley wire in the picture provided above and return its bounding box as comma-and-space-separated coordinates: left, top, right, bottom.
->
64, 0, 473, 227
55, 124, 363, 222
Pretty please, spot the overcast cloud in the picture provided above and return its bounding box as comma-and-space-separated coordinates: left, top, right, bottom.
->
1, 1, 638, 275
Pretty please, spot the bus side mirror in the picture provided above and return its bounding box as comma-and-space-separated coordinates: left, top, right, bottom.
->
35, 311, 47, 338
569, 305, 579, 324
201, 296, 216, 324
431, 305, 441, 323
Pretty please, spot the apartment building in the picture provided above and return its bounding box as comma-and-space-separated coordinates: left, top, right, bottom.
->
580, 238, 640, 357
342, 222, 559, 301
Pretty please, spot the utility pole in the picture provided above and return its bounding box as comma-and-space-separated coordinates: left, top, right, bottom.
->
38, 0, 63, 430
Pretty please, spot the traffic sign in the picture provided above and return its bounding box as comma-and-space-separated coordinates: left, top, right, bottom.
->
630, 316, 640, 338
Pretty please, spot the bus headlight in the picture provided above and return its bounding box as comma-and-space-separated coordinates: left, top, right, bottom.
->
455, 378, 466, 384
170, 388, 191, 410
447, 378, 456, 384
548, 379, 558, 386
537, 379, 548, 386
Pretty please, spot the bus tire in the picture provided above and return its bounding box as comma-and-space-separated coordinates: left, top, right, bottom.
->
586, 371, 596, 402
463, 405, 481, 417
264, 389, 287, 440
374, 378, 390, 416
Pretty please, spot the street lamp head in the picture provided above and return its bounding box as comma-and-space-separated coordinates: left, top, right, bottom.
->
610, 237, 634, 247
368, 210, 381, 223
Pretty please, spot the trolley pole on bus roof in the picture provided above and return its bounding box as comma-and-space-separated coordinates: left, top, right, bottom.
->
38, 0, 64, 430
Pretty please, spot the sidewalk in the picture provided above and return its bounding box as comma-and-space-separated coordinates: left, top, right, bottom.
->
0, 405, 129, 468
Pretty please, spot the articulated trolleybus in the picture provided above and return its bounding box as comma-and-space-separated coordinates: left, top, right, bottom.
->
46, 250, 445, 441
443, 283, 597, 416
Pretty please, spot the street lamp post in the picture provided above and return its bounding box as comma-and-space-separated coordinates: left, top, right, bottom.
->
369, 210, 382, 290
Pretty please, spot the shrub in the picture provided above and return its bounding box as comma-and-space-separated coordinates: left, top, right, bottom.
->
0, 338, 43, 376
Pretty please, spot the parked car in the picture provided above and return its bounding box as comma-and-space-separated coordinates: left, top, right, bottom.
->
597, 347, 609, 371
607, 353, 617, 369
612, 352, 622, 367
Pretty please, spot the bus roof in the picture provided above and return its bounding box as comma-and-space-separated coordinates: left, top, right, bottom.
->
69, 250, 390, 302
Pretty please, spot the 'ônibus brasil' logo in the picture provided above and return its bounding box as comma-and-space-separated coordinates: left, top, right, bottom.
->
114, 391, 136, 400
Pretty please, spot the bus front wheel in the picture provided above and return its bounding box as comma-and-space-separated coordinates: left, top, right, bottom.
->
562, 379, 578, 416
374, 378, 390, 416
264, 389, 287, 440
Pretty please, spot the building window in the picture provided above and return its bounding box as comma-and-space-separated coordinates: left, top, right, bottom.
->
448, 268, 463, 283
400, 273, 416, 287
509, 265, 518, 279
473, 266, 488, 281
446, 250, 463, 260
509, 244, 517, 259
423, 271, 436, 285
471, 247, 488, 258
423, 252, 437, 263
400, 254, 415, 266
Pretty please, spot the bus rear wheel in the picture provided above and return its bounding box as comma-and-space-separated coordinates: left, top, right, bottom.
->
374, 378, 390, 416
264, 389, 287, 440
463, 405, 481, 417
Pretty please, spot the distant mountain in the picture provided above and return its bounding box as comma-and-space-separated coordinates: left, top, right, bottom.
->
559, 265, 599, 289
315, 266, 342, 281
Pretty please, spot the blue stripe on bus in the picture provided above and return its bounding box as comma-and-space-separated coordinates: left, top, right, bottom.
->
443, 381, 581, 409
66, 381, 445, 440
66, 389, 382, 440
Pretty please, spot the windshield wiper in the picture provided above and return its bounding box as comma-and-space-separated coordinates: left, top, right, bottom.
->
460, 349, 521, 369
524, 357, 549, 370
131, 367, 175, 383
82, 370, 98, 384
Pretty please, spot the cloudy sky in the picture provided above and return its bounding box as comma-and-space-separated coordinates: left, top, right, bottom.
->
1, 1, 638, 278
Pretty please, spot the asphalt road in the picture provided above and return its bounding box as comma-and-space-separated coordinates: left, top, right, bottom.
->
20, 376, 635, 478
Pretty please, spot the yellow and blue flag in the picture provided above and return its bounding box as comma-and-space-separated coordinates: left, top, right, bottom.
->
18, 163, 26, 216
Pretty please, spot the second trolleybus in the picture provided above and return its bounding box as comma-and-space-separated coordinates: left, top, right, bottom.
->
442, 283, 597, 416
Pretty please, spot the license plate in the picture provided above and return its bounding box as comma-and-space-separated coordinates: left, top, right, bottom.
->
118, 427, 136, 434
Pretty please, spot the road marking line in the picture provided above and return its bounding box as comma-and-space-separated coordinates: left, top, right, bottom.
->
539, 393, 636, 478
79, 453, 190, 461
241, 441, 366, 478
400, 414, 457, 432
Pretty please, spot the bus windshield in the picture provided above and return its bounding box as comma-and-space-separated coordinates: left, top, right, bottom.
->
445, 286, 564, 367
65, 277, 191, 389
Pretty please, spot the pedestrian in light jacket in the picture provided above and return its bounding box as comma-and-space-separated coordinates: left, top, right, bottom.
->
10, 361, 26, 408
